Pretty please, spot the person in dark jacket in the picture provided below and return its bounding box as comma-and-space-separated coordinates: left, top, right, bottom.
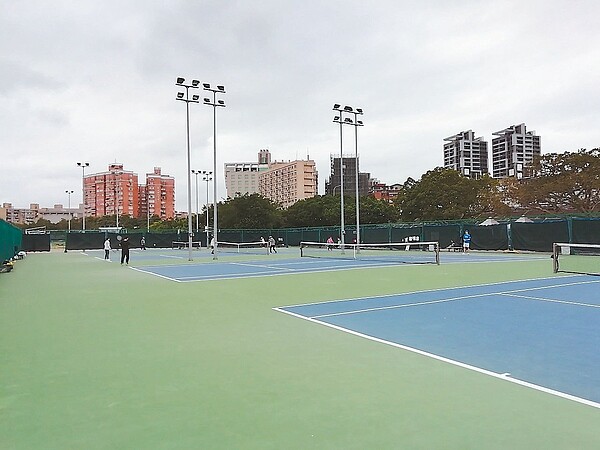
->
120, 236, 131, 265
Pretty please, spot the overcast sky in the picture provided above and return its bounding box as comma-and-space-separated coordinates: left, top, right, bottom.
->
2, 0, 599, 211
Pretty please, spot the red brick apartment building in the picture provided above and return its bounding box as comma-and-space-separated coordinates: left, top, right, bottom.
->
84, 164, 175, 220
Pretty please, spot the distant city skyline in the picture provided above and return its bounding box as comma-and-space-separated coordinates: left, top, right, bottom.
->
2, 1, 599, 211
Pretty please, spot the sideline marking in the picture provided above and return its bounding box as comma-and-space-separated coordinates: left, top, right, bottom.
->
308, 278, 600, 319
500, 292, 600, 309
129, 267, 182, 282
274, 306, 600, 410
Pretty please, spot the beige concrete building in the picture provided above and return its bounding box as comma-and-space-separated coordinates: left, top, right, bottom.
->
259, 159, 318, 208
225, 149, 318, 208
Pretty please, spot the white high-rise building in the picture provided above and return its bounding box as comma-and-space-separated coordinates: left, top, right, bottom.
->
492, 123, 541, 179
443, 130, 489, 179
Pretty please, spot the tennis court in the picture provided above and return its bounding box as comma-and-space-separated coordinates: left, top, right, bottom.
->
2, 246, 599, 449
276, 275, 600, 408
118, 246, 547, 282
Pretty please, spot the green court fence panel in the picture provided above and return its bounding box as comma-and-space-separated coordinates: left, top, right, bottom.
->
571, 218, 600, 244
283, 229, 303, 246
0, 219, 22, 261
21, 234, 51, 252
471, 224, 509, 251
511, 221, 569, 252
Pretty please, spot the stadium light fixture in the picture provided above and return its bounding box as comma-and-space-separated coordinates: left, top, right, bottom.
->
175, 76, 200, 261
203, 82, 226, 259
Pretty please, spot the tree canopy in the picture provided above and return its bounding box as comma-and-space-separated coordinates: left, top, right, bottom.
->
513, 148, 600, 213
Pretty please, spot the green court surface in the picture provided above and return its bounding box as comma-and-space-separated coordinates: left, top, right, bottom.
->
1, 249, 599, 449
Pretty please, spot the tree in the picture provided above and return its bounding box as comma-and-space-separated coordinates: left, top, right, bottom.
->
347, 196, 399, 224
396, 168, 484, 221
218, 194, 283, 229
283, 195, 341, 227
515, 148, 600, 213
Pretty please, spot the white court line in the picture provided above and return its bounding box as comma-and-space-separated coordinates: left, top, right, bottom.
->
273, 307, 600, 410
128, 267, 182, 282
159, 254, 185, 259
307, 278, 600, 319
228, 262, 298, 271
279, 274, 590, 308
500, 293, 600, 309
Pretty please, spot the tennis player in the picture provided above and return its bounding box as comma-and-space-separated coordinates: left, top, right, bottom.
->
103, 237, 111, 260
120, 236, 130, 265
462, 230, 471, 253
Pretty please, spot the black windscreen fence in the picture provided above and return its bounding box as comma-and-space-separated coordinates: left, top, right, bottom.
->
58, 218, 599, 253
423, 225, 461, 248
572, 218, 600, 244
21, 234, 51, 252
511, 221, 569, 252
471, 224, 509, 251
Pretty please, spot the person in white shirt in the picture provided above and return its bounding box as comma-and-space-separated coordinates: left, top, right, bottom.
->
103, 238, 111, 260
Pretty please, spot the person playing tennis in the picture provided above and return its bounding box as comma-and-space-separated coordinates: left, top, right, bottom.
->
120, 236, 131, 265
462, 230, 471, 253
103, 237, 111, 260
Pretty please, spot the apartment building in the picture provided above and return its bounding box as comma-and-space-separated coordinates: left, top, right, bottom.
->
2, 203, 39, 225
443, 130, 489, 179
139, 167, 176, 220
325, 155, 370, 196
84, 164, 139, 218
84, 164, 175, 220
491, 123, 541, 179
224, 149, 270, 197
226, 149, 318, 207
370, 181, 403, 203
258, 159, 318, 209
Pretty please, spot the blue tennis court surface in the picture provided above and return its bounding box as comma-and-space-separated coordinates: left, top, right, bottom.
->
125, 250, 546, 282
276, 275, 600, 408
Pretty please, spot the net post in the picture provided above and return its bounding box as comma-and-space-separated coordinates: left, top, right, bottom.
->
435, 242, 440, 265
552, 243, 559, 273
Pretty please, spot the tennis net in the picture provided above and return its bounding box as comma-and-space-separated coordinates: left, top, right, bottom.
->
299, 241, 440, 265
172, 241, 202, 250
552, 243, 600, 275
217, 241, 269, 255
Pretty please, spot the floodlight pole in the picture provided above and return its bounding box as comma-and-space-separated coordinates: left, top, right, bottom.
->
77, 162, 89, 230
333, 105, 364, 249
352, 108, 364, 247
202, 171, 212, 248
203, 83, 226, 260
191, 169, 201, 233
146, 189, 151, 232
176, 77, 200, 261
65, 190, 74, 232
333, 105, 345, 252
